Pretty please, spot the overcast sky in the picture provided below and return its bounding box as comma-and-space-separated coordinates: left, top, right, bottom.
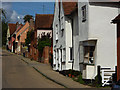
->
2, 2, 55, 24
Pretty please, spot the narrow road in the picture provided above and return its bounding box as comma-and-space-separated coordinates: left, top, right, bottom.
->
2, 50, 64, 88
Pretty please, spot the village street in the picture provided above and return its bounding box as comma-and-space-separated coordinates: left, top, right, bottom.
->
2, 1, 120, 89
2, 50, 64, 88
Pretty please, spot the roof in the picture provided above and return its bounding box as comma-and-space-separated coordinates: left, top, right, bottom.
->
112, 14, 120, 23
35, 14, 54, 29
16, 24, 23, 32
8, 23, 16, 35
62, 2, 77, 15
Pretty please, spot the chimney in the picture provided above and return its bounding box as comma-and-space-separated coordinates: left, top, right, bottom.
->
29, 19, 34, 31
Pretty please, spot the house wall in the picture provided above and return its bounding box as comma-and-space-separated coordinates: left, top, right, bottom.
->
15, 22, 29, 54
77, 2, 118, 79
6, 28, 10, 46
72, 10, 80, 71
16, 22, 29, 42
72, 2, 89, 71
53, 1, 61, 70
65, 17, 72, 70
37, 30, 52, 38
78, 2, 89, 41
88, 3, 118, 78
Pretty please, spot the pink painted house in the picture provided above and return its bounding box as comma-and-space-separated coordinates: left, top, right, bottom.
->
15, 21, 29, 54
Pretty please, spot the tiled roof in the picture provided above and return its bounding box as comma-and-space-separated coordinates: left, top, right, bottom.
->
16, 24, 23, 32
112, 14, 120, 23
8, 23, 16, 35
62, 2, 77, 15
35, 14, 54, 29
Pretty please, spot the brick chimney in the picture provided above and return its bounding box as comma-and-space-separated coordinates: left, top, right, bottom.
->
29, 19, 34, 31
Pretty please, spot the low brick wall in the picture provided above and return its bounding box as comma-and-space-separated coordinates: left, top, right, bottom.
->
42, 46, 50, 64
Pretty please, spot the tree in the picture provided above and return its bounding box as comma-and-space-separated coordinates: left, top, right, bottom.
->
38, 33, 51, 53
2, 21, 8, 46
0, 8, 8, 46
0, 8, 6, 21
25, 30, 32, 46
23, 15, 33, 23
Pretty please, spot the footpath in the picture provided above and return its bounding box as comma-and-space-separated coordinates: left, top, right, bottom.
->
17, 54, 92, 88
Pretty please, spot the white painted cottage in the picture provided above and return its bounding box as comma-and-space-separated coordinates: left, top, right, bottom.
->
53, 0, 77, 71
76, 1, 118, 80
53, 0, 119, 82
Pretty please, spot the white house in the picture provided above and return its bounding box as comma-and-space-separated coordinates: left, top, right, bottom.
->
76, 2, 118, 80
53, 0, 119, 84
53, 0, 78, 71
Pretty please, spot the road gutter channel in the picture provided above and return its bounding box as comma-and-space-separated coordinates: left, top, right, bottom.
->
21, 58, 67, 88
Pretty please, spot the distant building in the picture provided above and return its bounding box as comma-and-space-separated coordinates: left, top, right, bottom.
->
6, 23, 17, 52
30, 14, 53, 62
15, 21, 29, 54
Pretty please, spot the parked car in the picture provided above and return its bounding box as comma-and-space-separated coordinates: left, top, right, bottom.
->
111, 79, 120, 90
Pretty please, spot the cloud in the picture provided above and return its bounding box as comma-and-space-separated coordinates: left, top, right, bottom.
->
10, 10, 18, 22
2, 2, 24, 23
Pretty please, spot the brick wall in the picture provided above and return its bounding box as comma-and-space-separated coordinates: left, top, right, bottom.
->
42, 46, 50, 64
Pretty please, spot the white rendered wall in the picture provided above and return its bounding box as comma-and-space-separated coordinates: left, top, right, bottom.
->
65, 18, 73, 70
88, 5, 118, 77
37, 30, 52, 38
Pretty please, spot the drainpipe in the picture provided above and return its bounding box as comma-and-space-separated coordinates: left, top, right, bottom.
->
71, 18, 74, 72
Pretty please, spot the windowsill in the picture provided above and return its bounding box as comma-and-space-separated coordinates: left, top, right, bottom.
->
79, 62, 94, 66
68, 60, 73, 63
82, 19, 86, 22
62, 61, 65, 63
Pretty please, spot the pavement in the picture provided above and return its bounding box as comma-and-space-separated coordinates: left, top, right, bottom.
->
14, 51, 92, 88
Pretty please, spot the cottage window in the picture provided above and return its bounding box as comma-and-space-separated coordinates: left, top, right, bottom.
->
61, 16, 64, 30
57, 49, 59, 61
57, 49, 59, 67
61, 30, 64, 37
56, 25, 58, 41
69, 47, 73, 60
84, 46, 95, 64
81, 5, 86, 22
62, 48, 66, 62
54, 50, 56, 61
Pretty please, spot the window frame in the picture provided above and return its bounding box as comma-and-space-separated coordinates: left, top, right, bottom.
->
81, 5, 86, 22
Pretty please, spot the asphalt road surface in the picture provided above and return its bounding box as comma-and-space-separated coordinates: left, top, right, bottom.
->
2, 50, 64, 88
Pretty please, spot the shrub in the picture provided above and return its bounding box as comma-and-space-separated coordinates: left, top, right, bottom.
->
92, 74, 102, 87
77, 72, 85, 84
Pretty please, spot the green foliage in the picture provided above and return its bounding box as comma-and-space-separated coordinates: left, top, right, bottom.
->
38, 36, 51, 53
77, 73, 85, 84
0, 8, 6, 21
23, 15, 33, 23
25, 30, 33, 46
0, 9, 8, 46
2, 21, 8, 46
92, 75, 102, 87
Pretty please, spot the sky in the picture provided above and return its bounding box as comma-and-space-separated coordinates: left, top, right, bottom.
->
2, 2, 55, 24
